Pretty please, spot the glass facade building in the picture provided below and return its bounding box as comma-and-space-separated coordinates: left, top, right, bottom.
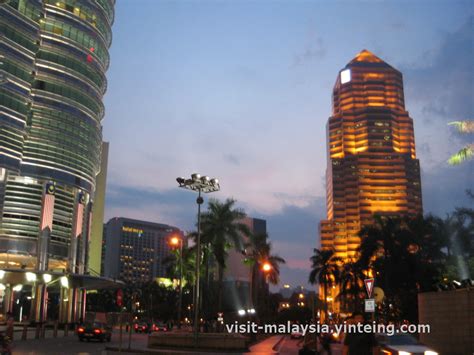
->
0, 0, 114, 322
320, 50, 423, 260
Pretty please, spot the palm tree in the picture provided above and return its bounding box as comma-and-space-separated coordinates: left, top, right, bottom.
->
308, 248, 340, 323
448, 120, 474, 165
244, 232, 285, 309
337, 261, 365, 313
200, 198, 251, 312
163, 240, 196, 286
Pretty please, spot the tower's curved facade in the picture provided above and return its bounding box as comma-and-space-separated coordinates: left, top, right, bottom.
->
0, 0, 114, 272
320, 50, 423, 260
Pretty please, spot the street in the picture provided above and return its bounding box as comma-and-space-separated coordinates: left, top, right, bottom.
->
276, 336, 343, 355
12, 330, 148, 355
277, 336, 300, 354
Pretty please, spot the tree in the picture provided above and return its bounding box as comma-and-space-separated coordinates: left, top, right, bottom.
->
357, 215, 445, 322
163, 238, 196, 286
200, 198, 250, 312
308, 248, 340, 323
244, 232, 285, 313
447, 120, 474, 165
337, 261, 365, 313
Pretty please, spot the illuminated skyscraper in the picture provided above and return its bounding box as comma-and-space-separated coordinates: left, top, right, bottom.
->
0, 0, 114, 322
320, 50, 423, 260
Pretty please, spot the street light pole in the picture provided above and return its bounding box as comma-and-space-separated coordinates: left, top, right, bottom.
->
170, 234, 184, 329
176, 174, 220, 345
194, 189, 203, 341
177, 238, 183, 329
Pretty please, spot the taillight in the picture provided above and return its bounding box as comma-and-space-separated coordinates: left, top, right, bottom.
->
78, 327, 84, 333
134, 324, 138, 329
94, 329, 101, 334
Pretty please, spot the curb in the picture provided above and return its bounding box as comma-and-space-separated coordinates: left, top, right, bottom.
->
271, 335, 285, 353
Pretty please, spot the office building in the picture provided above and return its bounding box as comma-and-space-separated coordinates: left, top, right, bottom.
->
102, 217, 183, 285
320, 50, 423, 260
0, 0, 115, 323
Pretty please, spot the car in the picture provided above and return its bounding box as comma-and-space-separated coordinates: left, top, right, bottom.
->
376, 334, 438, 355
290, 331, 303, 339
151, 322, 168, 332
134, 321, 150, 333
77, 322, 112, 342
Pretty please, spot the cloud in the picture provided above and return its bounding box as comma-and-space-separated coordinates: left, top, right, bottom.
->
292, 20, 326, 67
422, 161, 474, 217
401, 16, 473, 172
404, 16, 474, 123
223, 153, 240, 166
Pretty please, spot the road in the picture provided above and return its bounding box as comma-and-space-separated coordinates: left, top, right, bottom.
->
277, 336, 300, 354
12, 330, 148, 355
276, 336, 343, 355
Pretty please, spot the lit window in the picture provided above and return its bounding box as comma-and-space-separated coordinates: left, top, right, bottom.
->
340, 69, 351, 84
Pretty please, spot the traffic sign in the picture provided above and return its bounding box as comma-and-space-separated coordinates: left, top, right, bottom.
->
364, 299, 375, 312
364, 278, 375, 298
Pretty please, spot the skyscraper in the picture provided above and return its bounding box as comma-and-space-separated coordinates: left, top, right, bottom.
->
0, 0, 114, 322
320, 50, 423, 260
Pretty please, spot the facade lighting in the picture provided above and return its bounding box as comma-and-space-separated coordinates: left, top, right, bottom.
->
26, 272, 37, 282
43, 274, 52, 283
60, 276, 69, 288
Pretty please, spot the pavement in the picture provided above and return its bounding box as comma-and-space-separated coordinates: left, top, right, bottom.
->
8, 327, 344, 355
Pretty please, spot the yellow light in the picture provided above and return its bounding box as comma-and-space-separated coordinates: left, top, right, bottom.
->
262, 263, 272, 272
170, 236, 180, 246
298, 293, 304, 299
60, 276, 69, 288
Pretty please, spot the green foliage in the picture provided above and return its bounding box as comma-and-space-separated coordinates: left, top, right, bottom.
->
448, 120, 473, 165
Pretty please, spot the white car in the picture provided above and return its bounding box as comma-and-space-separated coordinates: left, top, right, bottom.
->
376, 334, 438, 355
290, 331, 303, 339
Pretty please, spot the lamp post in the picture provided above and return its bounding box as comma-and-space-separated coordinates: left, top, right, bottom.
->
169, 235, 183, 329
176, 174, 220, 344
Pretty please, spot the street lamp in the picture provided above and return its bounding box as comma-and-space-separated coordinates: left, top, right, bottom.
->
177, 173, 220, 342
262, 262, 272, 273
169, 234, 184, 329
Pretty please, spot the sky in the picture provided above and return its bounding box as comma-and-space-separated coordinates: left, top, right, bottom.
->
102, 0, 474, 290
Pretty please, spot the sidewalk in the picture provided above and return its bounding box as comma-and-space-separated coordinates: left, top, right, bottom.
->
103, 335, 285, 355
246, 335, 284, 354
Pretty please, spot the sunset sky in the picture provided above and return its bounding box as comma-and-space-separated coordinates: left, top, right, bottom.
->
102, 0, 473, 289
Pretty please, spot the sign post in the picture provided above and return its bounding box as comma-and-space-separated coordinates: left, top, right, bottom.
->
364, 278, 375, 314
117, 289, 123, 353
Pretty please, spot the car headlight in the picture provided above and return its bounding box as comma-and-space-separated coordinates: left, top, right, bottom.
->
399, 352, 412, 355
425, 352, 438, 355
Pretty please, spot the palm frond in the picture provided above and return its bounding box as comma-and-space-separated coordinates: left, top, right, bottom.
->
448, 144, 474, 165
448, 120, 474, 134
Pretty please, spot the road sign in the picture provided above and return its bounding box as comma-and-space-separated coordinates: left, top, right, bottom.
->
364, 278, 375, 298
116, 289, 123, 307
365, 299, 375, 312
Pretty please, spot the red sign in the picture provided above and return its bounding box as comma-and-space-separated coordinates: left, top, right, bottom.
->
364, 278, 375, 298
116, 289, 123, 307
